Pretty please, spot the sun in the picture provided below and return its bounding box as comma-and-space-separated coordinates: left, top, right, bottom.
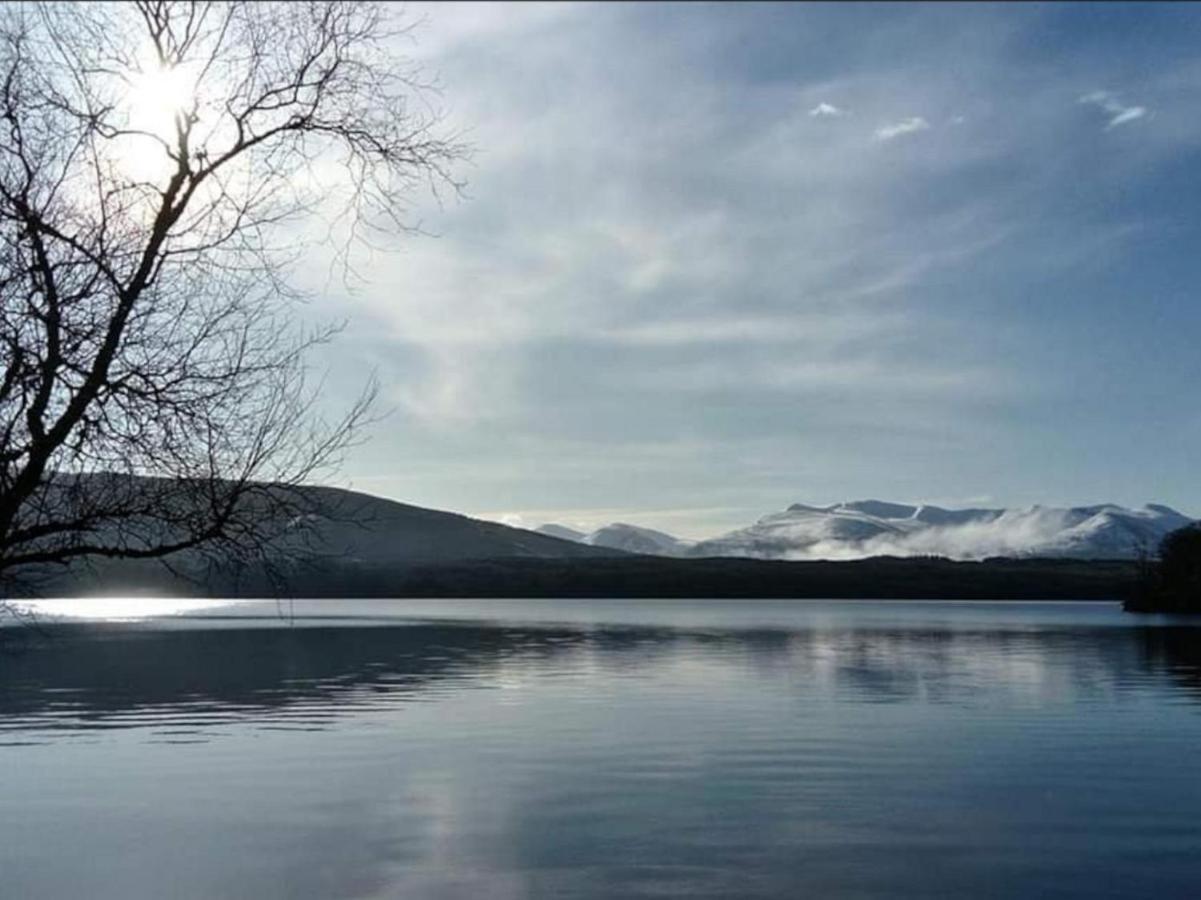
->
128, 62, 196, 126
119, 60, 201, 179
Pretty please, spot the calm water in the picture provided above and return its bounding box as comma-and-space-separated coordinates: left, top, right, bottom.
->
2, 599, 1201, 899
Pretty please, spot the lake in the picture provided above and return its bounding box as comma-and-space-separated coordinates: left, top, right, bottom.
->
2, 599, 1200, 898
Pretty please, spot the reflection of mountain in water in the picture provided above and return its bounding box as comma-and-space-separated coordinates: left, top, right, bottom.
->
3, 621, 1201, 738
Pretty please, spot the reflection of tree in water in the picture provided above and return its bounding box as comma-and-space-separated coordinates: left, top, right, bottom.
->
3, 620, 1201, 735
0, 624, 572, 730
0, 623, 713, 732
1135, 627, 1201, 699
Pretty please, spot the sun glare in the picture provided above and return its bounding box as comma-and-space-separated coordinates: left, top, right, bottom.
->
119, 61, 200, 178
13, 596, 226, 621
128, 62, 195, 129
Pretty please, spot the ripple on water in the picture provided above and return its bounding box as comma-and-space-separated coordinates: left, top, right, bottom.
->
1, 601, 1201, 899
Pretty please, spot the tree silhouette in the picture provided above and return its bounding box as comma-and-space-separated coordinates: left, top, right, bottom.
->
1126, 525, 1201, 613
1155, 526, 1201, 610
0, 1, 463, 591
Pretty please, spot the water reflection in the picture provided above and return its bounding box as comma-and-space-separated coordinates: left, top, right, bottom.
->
4, 604, 1201, 899
4, 616, 1201, 739
1136, 626, 1201, 699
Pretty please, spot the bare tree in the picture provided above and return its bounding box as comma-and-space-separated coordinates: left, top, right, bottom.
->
0, 1, 463, 595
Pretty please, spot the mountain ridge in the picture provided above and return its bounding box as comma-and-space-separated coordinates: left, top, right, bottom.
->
542, 499, 1195, 562
8, 479, 1193, 598
9, 478, 623, 597
535, 522, 694, 557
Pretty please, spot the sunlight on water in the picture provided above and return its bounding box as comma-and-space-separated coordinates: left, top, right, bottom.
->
12, 596, 236, 622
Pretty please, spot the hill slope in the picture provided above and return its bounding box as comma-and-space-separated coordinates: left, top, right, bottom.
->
15, 481, 621, 596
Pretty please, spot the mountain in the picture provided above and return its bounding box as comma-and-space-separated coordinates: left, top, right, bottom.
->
15, 478, 1193, 599
537, 522, 694, 557
17, 481, 623, 597
271, 486, 625, 564
543, 500, 1195, 562
689, 500, 1195, 561
534, 523, 587, 542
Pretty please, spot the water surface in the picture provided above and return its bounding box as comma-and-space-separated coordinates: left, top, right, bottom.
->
2, 599, 1200, 898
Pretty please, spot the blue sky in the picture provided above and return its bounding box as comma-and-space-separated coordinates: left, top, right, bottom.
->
301, 2, 1201, 538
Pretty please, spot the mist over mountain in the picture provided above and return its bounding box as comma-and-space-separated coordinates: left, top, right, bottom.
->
544, 501, 1196, 562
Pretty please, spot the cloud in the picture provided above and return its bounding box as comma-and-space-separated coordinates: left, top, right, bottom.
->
292, 4, 1201, 532
874, 116, 930, 140
1107, 106, 1146, 128
1079, 90, 1148, 129
808, 101, 847, 117
601, 310, 905, 347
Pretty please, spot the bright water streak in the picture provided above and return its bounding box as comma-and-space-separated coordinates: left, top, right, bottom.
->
2, 599, 1200, 899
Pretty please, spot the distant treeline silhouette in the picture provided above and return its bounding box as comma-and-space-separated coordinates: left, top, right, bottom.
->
34, 552, 1140, 601
1125, 525, 1201, 613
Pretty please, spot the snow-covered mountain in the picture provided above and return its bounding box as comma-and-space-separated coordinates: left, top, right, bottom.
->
694, 500, 1196, 561
545, 500, 1195, 562
536, 522, 694, 557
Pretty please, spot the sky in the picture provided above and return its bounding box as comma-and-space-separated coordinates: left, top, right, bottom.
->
299, 2, 1201, 539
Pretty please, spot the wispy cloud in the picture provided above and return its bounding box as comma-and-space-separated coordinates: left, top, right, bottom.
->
601, 311, 904, 348
1079, 90, 1148, 129
874, 116, 930, 140
299, 3, 1201, 529
808, 101, 847, 118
